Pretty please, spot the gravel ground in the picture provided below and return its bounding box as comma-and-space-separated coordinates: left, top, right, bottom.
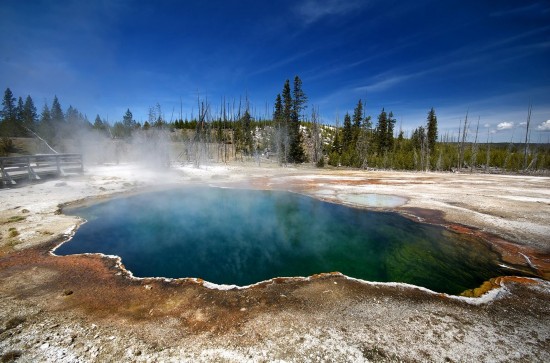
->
1, 163, 549, 362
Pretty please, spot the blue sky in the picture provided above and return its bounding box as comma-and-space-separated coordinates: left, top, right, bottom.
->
1, 0, 549, 142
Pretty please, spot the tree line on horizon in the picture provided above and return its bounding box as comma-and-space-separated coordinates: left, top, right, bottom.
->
1, 84, 548, 172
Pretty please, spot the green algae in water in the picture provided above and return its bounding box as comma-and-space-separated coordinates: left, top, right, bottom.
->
56, 187, 515, 295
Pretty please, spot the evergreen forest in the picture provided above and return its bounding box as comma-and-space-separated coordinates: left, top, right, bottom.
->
1, 79, 548, 173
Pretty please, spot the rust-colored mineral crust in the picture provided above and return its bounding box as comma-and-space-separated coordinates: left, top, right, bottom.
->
1, 165, 549, 362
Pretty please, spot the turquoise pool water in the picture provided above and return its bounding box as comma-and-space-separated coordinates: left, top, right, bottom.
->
56, 187, 517, 294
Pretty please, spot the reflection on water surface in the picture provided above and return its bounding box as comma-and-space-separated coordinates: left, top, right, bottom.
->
57, 188, 519, 294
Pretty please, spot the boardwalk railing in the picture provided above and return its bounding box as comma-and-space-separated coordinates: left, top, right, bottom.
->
0, 154, 83, 188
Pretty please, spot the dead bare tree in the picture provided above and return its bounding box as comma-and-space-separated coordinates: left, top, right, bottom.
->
504, 130, 515, 171
523, 104, 532, 170
22, 125, 59, 154
436, 131, 447, 171
223, 98, 229, 163
470, 116, 480, 173
458, 111, 469, 170
356, 120, 371, 169
190, 96, 211, 167
334, 112, 341, 167
485, 127, 491, 172
422, 128, 428, 171
460, 119, 462, 170
311, 106, 323, 166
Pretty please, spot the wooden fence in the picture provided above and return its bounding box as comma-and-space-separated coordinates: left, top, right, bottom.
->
0, 154, 83, 188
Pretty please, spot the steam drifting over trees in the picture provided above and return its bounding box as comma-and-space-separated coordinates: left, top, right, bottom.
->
1, 84, 548, 172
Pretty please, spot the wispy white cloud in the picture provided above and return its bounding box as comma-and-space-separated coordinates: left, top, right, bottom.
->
354, 73, 418, 93
379, 41, 546, 93
497, 122, 514, 131
490, 2, 550, 18
351, 56, 471, 94
249, 51, 314, 77
537, 120, 550, 131
294, 0, 366, 25
350, 42, 505, 94
350, 24, 550, 95
325, 24, 550, 106
304, 33, 425, 83
304, 58, 370, 82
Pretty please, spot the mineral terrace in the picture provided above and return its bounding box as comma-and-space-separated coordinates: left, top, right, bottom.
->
1, 163, 549, 362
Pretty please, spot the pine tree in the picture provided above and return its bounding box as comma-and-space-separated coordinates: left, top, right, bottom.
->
342, 113, 352, 152
272, 94, 285, 163
329, 125, 342, 166
16, 97, 24, 122
387, 111, 396, 150
426, 107, 438, 154
281, 80, 293, 163
289, 76, 307, 163
397, 130, 404, 145
340, 112, 355, 165
292, 76, 307, 120
352, 99, 363, 144
356, 114, 372, 169
273, 94, 283, 124
63, 104, 81, 139
282, 80, 292, 126
374, 108, 396, 154
1, 88, 16, 122
123, 108, 134, 128
376, 108, 388, 152
66, 106, 80, 125
38, 103, 54, 142
12, 97, 25, 136
50, 96, 64, 123
93, 114, 105, 130
1, 88, 18, 136
40, 104, 51, 124
22, 95, 38, 131
240, 109, 253, 155
83, 113, 92, 128
411, 126, 426, 150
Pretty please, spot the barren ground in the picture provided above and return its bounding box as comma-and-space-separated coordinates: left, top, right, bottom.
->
1, 163, 549, 362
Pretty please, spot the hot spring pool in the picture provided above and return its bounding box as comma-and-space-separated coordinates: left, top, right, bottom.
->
55, 187, 520, 295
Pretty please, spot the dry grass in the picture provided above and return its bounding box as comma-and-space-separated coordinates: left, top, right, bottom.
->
7, 228, 19, 238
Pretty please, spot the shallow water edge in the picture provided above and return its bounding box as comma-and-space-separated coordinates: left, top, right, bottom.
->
53, 185, 542, 297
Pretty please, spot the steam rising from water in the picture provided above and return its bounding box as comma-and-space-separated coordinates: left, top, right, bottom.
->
58, 129, 172, 167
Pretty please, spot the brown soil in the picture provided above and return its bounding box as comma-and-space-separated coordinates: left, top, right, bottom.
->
1, 163, 549, 362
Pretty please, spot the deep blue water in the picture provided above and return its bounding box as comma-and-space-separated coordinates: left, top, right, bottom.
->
56, 187, 515, 294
